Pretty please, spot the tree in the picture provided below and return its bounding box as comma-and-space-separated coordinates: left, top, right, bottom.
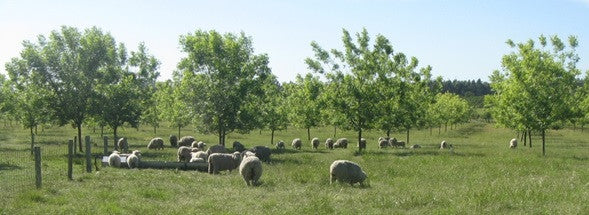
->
489, 35, 580, 156
8, 26, 123, 152
129, 42, 161, 133
260, 75, 288, 145
157, 80, 191, 137
286, 73, 323, 141
177, 30, 272, 146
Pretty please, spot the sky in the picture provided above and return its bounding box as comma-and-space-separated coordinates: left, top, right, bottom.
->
1, 0, 588, 83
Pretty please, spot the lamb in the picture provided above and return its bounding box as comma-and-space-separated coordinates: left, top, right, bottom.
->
117, 137, 128, 152
233, 141, 246, 152
191, 141, 207, 151
329, 160, 367, 186
251, 146, 271, 163
292, 138, 302, 150
358, 138, 367, 151
177, 146, 192, 162
509, 138, 518, 149
108, 151, 121, 168
206, 144, 228, 158
239, 154, 263, 186
178, 136, 196, 147
311, 137, 320, 149
169, 135, 178, 147
410, 144, 421, 149
208, 152, 242, 174
325, 138, 334, 149
334, 138, 348, 149
276, 140, 285, 149
190, 151, 208, 162
127, 150, 141, 169
147, 137, 164, 150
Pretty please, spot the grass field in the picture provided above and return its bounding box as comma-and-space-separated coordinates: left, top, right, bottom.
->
1, 122, 588, 214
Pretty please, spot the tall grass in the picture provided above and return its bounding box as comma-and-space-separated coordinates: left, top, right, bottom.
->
1, 122, 587, 214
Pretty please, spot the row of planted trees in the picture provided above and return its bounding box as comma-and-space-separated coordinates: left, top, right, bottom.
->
0, 26, 474, 151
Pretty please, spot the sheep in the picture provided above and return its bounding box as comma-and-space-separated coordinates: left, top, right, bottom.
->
389, 138, 405, 148
190, 151, 208, 162
177, 146, 192, 162
108, 151, 121, 168
325, 138, 334, 149
178, 136, 196, 147
440, 140, 451, 149
358, 138, 367, 151
334, 138, 348, 149
378, 138, 390, 149
410, 144, 421, 149
189, 157, 205, 163
206, 144, 228, 158
292, 138, 302, 150
208, 152, 242, 174
117, 137, 128, 152
239, 154, 263, 186
233, 141, 246, 152
127, 150, 141, 169
147, 137, 164, 150
276, 140, 285, 149
251, 146, 271, 163
191, 141, 207, 151
510, 138, 518, 149
169, 135, 178, 147
329, 160, 367, 186
311, 137, 320, 149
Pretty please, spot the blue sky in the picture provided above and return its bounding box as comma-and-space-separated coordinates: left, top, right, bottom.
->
1, 0, 588, 82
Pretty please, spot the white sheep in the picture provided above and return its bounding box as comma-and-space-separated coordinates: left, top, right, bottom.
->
147, 137, 164, 150
292, 138, 302, 150
325, 138, 334, 149
117, 137, 128, 152
276, 140, 285, 149
311, 137, 320, 149
127, 150, 141, 169
108, 151, 121, 168
334, 138, 348, 149
190, 151, 208, 162
329, 160, 367, 186
509, 138, 518, 149
178, 136, 196, 147
239, 154, 263, 186
208, 152, 242, 174
440, 140, 453, 149
177, 146, 192, 162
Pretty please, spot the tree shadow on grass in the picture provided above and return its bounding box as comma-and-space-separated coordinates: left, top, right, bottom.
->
0, 162, 22, 170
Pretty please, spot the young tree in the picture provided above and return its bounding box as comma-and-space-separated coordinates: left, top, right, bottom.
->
157, 80, 191, 137
129, 42, 161, 133
177, 30, 272, 146
286, 73, 323, 141
489, 35, 581, 156
261, 75, 288, 145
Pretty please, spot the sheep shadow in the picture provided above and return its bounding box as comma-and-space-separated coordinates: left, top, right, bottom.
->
0, 162, 22, 170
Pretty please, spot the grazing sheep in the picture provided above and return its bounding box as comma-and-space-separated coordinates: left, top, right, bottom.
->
108, 151, 121, 168
169, 135, 178, 147
189, 157, 205, 163
276, 140, 285, 149
208, 152, 242, 174
117, 137, 128, 152
179, 136, 196, 147
311, 137, 320, 149
510, 138, 518, 149
233, 141, 246, 152
440, 140, 449, 149
251, 146, 271, 163
241, 150, 257, 158
358, 138, 367, 151
390, 138, 405, 148
191, 151, 208, 162
410, 144, 421, 149
239, 154, 263, 186
378, 139, 390, 149
292, 138, 302, 150
127, 150, 141, 169
325, 138, 334, 149
147, 137, 164, 150
334, 138, 348, 149
329, 160, 367, 186
191, 141, 207, 151
177, 146, 192, 162
206, 144, 228, 158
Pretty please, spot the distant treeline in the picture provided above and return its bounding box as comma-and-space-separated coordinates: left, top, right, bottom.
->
440, 79, 492, 97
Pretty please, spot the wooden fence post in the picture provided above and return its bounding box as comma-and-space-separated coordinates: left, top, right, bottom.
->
103, 136, 108, 155
85, 136, 92, 173
68, 140, 73, 180
34, 146, 41, 189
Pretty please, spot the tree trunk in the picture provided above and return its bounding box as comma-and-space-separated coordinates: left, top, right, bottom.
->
438, 125, 441, 135
522, 130, 527, 146
541, 129, 546, 156
358, 128, 363, 152
77, 123, 83, 153
178, 126, 181, 138
218, 127, 223, 146
387, 129, 391, 138
406, 129, 410, 146
113, 126, 118, 151
307, 127, 311, 141
271, 129, 275, 145
35, 125, 38, 135
445, 123, 447, 132
333, 126, 337, 138
528, 130, 532, 148
30, 127, 34, 155
259, 129, 262, 135
153, 126, 157, 134
100, 126, 104, 137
